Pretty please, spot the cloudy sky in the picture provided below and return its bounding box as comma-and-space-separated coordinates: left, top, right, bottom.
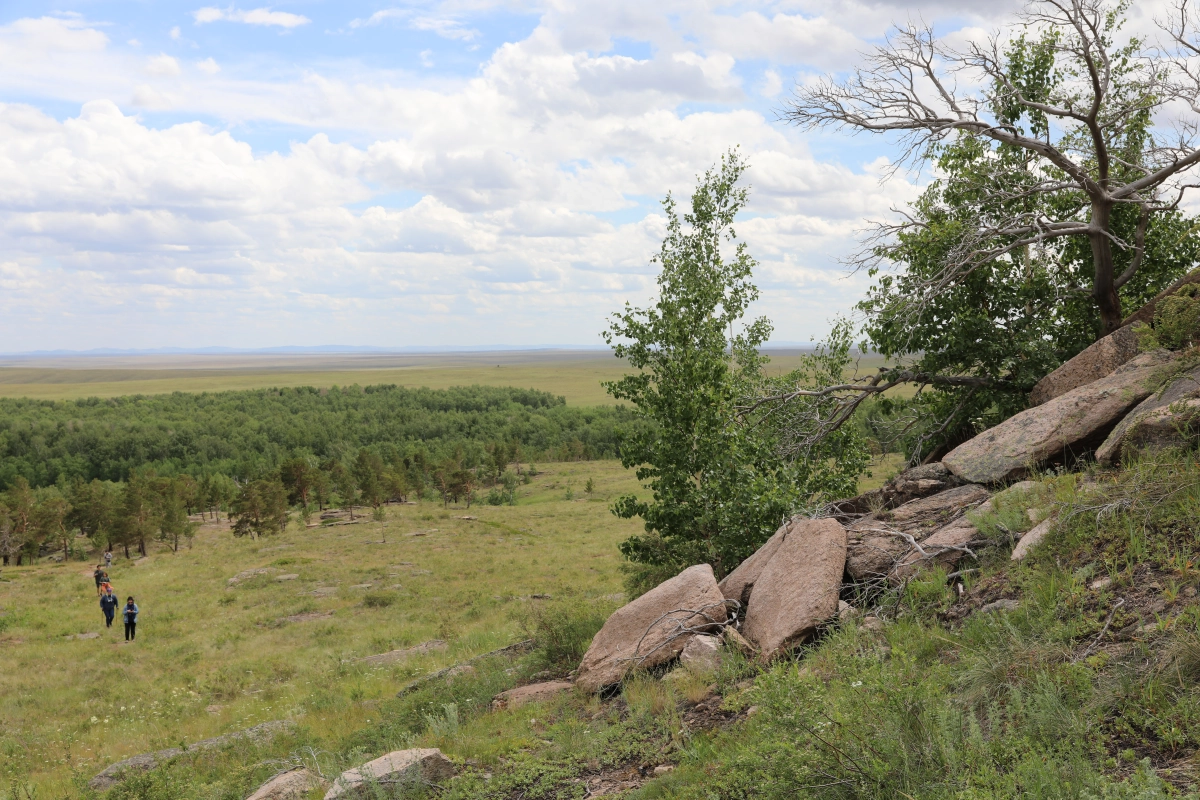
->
0, 0, 1037, 351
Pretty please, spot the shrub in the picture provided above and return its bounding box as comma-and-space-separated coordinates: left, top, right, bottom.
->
518, 595, 620, 669
362, 591, 398, 609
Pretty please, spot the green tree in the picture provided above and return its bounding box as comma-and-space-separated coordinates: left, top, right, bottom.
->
603, 151, 868, 592
1, 478, 34, 565
33, 487, 72, 562
118, 471, 159, 558
154, 477, 199, 552
279, 456, 318, 510
230, 478, 289, 539
67, 479, 118, 550
353, 449, 387, 511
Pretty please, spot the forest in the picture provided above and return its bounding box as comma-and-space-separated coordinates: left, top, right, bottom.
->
0, 383, 639, 490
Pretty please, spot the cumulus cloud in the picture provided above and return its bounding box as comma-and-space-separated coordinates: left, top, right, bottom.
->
0, 1, 982, 348
192, 6, 310, 28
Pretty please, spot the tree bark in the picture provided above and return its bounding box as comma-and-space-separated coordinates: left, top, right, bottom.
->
1090, 200, 1124, 335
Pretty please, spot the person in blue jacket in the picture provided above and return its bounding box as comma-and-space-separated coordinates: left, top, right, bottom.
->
123, 597, 139, 641
99, 587, 119, 628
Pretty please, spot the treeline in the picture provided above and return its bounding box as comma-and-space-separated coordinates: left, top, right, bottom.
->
0, 383, 639, 489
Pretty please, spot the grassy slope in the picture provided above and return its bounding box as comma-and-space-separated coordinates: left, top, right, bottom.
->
0, 461, 643, 797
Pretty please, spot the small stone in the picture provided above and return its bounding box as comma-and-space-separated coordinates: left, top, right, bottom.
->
205, 704, 222, 714
1186, 586, 1197, 598
275, 574, 299, 582
837, 600, 858, 622
1011, 517, 1055, 561
861, 616, 885, 632
980, 599, 1020, 613
69, 632, 100, 640
491, 681, 573, 711
745, 705, 760, 716
1089, 577, 1112, 591
349, 583, 373, 589
653, 765, 675, 776
721, 626, 757, 657
247, 768, 322, 800
679, 634, 722, 672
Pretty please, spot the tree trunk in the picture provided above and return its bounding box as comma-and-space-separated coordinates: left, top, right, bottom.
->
1090, 200, 1124, 336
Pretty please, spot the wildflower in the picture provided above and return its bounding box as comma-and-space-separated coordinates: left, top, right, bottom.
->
851, 681, 863, 688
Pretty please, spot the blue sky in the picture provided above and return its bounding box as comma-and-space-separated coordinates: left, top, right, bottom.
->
0, 0, 1032, 351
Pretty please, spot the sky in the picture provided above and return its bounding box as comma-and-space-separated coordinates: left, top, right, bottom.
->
0, 0, 1049, 350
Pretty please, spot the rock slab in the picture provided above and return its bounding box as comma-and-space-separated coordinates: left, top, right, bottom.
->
943, 350, 1176, 484
678, 634, 723, 672
717, 522, 788, 606
742, 518, 846, 659
845, 484, 989, 580
1030, 326, 1140, 406
247, 769, 320, 800
1011, 517, 1055, 561
325, 749, 454, 799
575, 564, 726, 693
830, 462, 964, 518
1097, 365, 1200, 464
491, 681, 573, 710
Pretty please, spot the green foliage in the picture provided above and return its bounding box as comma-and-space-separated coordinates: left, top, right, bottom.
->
0, 384, 644, 490
1136, 284, 1200, 351
604, 151, 868, 585
857, 20, 1200, 459
362, 591, 399, 608
230, 478, 289, 539
518, 594, 620, 670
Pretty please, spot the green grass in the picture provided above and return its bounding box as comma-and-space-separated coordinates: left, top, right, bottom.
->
0, 460, 643, 797
0, 351, 895, 406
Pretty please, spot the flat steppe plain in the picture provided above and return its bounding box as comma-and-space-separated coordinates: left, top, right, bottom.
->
0, 349, 892, 406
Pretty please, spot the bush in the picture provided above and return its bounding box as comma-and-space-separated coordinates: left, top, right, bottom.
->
518, 595, 620, 669
362, 591, 398, 609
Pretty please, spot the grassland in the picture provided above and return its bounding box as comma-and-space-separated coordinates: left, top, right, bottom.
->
0, 460, 645, 796
0, 350, 894, 406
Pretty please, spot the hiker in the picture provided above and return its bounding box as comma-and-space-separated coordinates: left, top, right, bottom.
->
104, 550, 112, 568
123, 597, 139, 642
99, 587, 118, 629
93, 565, 105, 596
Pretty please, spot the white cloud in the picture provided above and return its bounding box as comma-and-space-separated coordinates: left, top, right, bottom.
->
144, 53, 181, 76
192, 6, 311, 28
0, 2, 969, 348
169, 25, 181, 40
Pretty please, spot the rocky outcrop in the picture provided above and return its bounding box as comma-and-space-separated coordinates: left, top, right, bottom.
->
491, 681, 573, 710
829, 462, 964, 518
889, 517, 979, 582
1097, 365, 1200, 464
742, 518, 846, 659
1030, 326, 1140, 406
325, 749, 455, 799
247, 769, 322, 800
717, 524, 788, 607
943, 350, 1176, 484
357, 640, 447, 665
845, 484, 990, 580
575, 564, 726, 693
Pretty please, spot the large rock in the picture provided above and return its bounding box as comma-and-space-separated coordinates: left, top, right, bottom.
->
845, 484, 990, 580
889, 518, 979, 582
828, 462, 964, 518
943, 350, 1176, 484
742, 518, 846, 659
575, 564, 726, 693
717, 522, 789, 606
1097, 366, 1200, 464
1030, 326, 1140, 406
324, 749, 455, 799
491, 681, 573, 710
247, 769, 321, 800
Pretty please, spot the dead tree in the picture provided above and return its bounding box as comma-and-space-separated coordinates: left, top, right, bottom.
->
785, 0, 1200, 336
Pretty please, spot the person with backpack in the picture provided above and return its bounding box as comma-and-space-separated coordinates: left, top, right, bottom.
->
104, 550, 113, 569
99, 587, 119, 629
93, 566, 105, 596
123, 597, 139, 641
